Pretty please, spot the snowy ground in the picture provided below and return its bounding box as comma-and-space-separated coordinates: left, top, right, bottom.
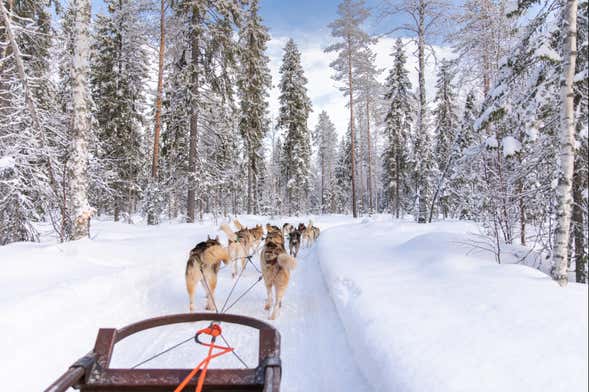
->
318, 218, 588, 392
0, 215, 586, 391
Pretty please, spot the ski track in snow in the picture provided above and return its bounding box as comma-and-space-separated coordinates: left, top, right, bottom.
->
0, 216, 371, 391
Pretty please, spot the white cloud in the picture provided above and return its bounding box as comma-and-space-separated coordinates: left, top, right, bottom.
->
267, 33, 455, 138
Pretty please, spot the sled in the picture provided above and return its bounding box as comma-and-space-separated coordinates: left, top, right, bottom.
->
46, 313, 281, 392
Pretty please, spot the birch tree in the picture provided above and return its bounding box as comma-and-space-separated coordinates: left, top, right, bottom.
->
553, 0, 579, 286
69, 0, 93, 239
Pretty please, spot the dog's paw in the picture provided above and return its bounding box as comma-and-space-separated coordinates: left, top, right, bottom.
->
264, 303, 271, 311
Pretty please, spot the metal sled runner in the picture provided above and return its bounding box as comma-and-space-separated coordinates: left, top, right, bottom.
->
46, 313, 281, 392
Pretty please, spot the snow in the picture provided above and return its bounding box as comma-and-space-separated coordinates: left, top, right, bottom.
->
0, 155, 15, 171
502, 135, 522, 157
0, 216, 586, 392
535, 43, 561, 62
317, 219, 588, 392
485, 135, 498, 149
0, 215, 369, 392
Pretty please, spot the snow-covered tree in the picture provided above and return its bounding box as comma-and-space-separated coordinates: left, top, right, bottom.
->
238, 0, 271, 214
277, 38, 312, 214
159, 0, 243, 221
431, 59, 459, 219
325, 0, 375, 218
381, 0, 448, 222
313, 111, 339, 213
0, 0, 68, 243
553, 0, 580, 286
382, 39, 413, 218
449, 0, 513, 95
90, 0, 150, 222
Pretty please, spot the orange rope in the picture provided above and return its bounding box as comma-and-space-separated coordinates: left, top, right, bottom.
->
174, 324, 234, 392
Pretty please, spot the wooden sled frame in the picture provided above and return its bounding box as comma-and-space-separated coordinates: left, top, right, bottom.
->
46, 313, 281, 392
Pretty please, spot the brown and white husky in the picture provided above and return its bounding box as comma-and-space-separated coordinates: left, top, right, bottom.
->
260, 226, 297, 320
185, 236, 230, 311
219, 223, 249, 278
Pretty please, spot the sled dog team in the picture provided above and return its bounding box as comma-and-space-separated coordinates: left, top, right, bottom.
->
185, 219, 320, 320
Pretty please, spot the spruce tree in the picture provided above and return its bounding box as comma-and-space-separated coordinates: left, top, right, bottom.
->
237, 0, 271, 214
431, 59, 459, 219
313, 111, 339, 213
382, 39, 413, 218
90, 0, 150, 222
277, 39, 312, 215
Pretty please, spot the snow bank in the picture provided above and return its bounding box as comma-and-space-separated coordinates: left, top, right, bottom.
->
317, 220, 588, 392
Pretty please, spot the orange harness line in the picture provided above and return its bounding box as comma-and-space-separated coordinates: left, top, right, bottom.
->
174, 324, 234, 392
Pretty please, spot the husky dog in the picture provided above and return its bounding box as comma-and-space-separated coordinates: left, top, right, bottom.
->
282, 223, 294, 236
250, 224, 264, 249
288, 230, 301, 257
302, 220, 320, 248
260, 229, 297, 320
233, 219, 264, 252
219, 223, 249, 278
185, 236, 230, 311
233, 219, 245, 231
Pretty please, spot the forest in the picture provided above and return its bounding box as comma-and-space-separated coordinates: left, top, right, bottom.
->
0, 0, 587, 285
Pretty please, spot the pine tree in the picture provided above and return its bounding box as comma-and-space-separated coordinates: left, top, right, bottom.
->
431, 59, 459, 219
382, 39, 413, 218
325, 0, 375, 218
167, 0, 242, 222
277, 39, 312, 215
382, 0, 448, 222
313, 111, 339, 213
146, 0, 167, 226
237, 0, 271, 214
90, 0, 150, 222
355, 46, 381, 214
334, 134, 353, 213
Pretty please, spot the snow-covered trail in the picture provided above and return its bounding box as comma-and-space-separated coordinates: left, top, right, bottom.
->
110, 229, 372, 391
0, 215, 370, 391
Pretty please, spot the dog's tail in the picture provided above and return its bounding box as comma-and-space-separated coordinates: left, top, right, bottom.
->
277, 253, 297, 270
219, 223, 237, 242
233, 219, 244, 231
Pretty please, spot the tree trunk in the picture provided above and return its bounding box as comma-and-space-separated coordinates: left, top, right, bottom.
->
147, 0, 166, 226
395, 151, 400, 219
69, 0, 93, 239
572, 160, 586, 283
347, 34, 357, 218
417, 0, 428, 224
552, 0, 578, 287
187, 5, 200, 223
518, 178, 526, 246
366, 98, 373, 214
321, 154, 325, 214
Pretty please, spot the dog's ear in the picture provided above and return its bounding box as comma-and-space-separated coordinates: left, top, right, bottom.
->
214, 235, 219, 241
207, 235, 211, 240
